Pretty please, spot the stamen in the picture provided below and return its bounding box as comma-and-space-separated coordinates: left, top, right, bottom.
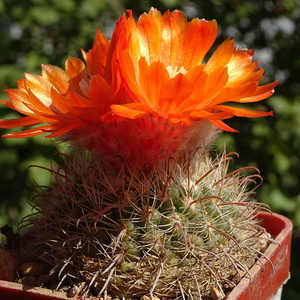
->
166, 65, 187, 78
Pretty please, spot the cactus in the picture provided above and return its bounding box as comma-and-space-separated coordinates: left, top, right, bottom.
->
19, 149, 271, 299
0, 8, 277, 300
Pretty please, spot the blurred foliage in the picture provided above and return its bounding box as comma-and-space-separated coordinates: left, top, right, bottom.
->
0, 0, 299, 298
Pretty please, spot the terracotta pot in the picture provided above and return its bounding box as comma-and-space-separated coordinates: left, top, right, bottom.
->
0, 212, 292, 300
226, 212, 292, 300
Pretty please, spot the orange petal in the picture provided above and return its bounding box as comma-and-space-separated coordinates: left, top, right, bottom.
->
4, 89, 32, 114
120, 8, 218, 69
189, 110, 233, 120
205, 39, 235, 74
15, 78, 27, 91
24, 73, 53, 107
226, 62, 259, 86
26, 89, 54, 114
160, 10, 189, 66
168, 113, 193, 124
50, 89, 69, 114
181, 18, 218, 69
45, 123, 81, 138
208, 119, 238, 132
137, 58, 170, 107
227, 48, 254, 70
110, 103, 159, 119
118, 50, 143, 102
82, 29, 110, 77
215, 105, 273, 117
42, 64, 69, 95
159, 74, 194, 116
101, 111, 126, 123
208, 82, 259, 106
2, 125, 56, 139
188, 66, 229, 109
240, 81, 278, 102
65, 57, 88, 95
0, 116, 41, 128
65, 92, 92, 109
88, 75, 111, 110
134, 9, 164, 64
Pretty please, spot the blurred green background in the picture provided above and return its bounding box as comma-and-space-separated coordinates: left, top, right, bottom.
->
0, 0, 299, 298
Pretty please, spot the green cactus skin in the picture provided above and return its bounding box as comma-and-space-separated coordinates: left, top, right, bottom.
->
20, 150, 271, 299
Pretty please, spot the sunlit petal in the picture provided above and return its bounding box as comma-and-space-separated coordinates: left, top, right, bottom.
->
0, 8, 277, 167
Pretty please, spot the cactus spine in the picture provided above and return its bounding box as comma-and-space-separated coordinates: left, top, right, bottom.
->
20, 150, 270, 299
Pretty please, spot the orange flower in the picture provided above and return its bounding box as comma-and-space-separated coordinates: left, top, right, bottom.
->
0, 8, 277, 168
111, 8, 277, 131
0, 28, 124, 140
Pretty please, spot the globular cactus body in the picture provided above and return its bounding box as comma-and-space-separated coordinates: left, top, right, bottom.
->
21, 151, 269, 299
